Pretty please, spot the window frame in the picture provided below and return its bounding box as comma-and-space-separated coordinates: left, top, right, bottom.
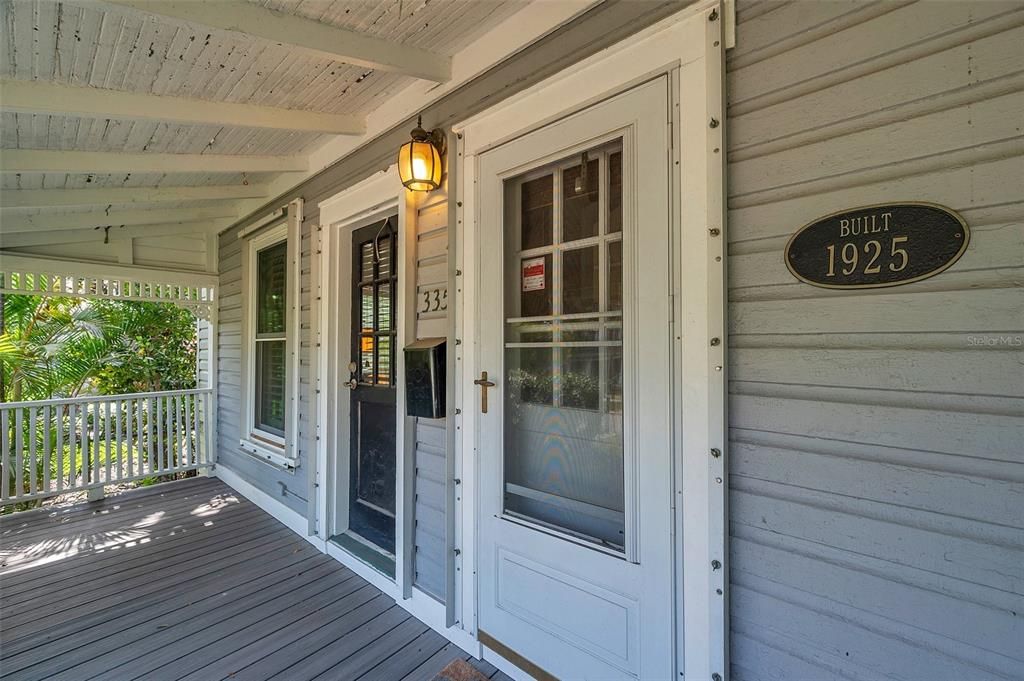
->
241, 215, 300, 468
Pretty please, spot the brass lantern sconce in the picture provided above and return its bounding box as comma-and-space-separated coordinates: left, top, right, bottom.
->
398, 115, 445, 192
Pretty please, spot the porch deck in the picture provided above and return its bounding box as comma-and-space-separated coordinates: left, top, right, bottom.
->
0, 477, 505, 681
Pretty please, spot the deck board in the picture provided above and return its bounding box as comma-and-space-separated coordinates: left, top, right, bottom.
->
0, 478, 496, 681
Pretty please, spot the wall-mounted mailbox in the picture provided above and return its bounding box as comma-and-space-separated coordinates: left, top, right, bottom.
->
405, 338, 446, 419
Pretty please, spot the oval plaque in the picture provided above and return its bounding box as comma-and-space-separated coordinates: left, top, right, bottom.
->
785, 202, 969, 289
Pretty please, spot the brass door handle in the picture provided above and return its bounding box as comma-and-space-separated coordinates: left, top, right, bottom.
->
473, 371, 496, 414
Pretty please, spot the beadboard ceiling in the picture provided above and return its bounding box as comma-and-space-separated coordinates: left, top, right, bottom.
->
0, 0, 527, 196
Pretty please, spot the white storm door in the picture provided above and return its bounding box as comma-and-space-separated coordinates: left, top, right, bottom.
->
475, 77, 674, 680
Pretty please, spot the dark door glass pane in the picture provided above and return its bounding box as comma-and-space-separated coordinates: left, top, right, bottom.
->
608, 240, 622, 311
376, 235, 392, 279
378, 283, 392, 332
361, 242, 375, 283
355, 400, 397, 515
563, 246, 599, 314
257, 242, 287, 334
562, 158, 600, 242
608, 151, 622, 234
255, 340, 286, 435
360, 285, 374, 334
521, 175, 553, 250
360, 335, 374, 383
376, 336, 392, 385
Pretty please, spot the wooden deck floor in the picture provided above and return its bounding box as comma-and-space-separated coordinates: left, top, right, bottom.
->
0, 477, 508, 681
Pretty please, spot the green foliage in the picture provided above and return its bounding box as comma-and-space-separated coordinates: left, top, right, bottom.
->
90, 299, 198, 394
1, 295, 197, 401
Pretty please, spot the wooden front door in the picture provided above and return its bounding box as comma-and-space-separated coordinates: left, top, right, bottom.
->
474, 78, 675, 679
346, 217, 398, 555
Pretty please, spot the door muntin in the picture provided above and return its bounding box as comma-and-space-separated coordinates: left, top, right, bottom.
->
348, 217, 398, 555
502, 140, 628, 553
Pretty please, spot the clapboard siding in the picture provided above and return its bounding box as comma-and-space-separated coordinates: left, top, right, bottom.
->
726, 3, 1024, 680
411, 191, 452, 600
217, 222, 310, 518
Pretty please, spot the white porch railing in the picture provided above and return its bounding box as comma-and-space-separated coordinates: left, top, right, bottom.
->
1, 388, 214, 506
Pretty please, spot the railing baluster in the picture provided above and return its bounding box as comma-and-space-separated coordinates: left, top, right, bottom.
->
43, 405, 52, 495
28, 406, 38, 496
68, 404, 78, 490
170, 394, 179, 470
156, 397, 165, 473
15, 408, 24, 499
174, 394, 181, 470
56, 405, 65, 493
194, 392, 203, 466
126, 398, 134, 479
1, 410, 10, 502
137, 398, 145, 478
147, 398, 155, 474
185, 393, 194, 466
178, 394, 187, 469
104, 399, 112, 484
115, 399, 123, 483
179, 394, 186, 470
168, 395, 176, 471
92, 401, 101, 488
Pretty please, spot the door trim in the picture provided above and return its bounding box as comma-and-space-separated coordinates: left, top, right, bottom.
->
316, 167, 410, 586
452, 3, 727, 678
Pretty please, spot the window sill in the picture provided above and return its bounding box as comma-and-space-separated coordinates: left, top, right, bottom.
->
239, 437, 298, 469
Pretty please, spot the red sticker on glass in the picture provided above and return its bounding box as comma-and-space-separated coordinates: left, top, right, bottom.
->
522, 257, 545, 292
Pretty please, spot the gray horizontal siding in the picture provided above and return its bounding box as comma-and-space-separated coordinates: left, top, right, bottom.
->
726, 2, 1024, 680
412, 194, 451, 600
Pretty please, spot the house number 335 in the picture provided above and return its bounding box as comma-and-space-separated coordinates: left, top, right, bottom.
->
420, 287, 447, 313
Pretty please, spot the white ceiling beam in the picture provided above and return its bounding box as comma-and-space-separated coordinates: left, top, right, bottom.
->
0, 220, 232, 249
0, 79, 366, 135
1, 206, 237, 234
0, 149, 308, 174
0, 184, 271, 209
106, 0, 451, 83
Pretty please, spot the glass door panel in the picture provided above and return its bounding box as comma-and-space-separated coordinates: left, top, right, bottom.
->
502, 140, 626, 551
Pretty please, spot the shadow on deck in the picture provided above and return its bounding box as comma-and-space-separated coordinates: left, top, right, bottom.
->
0, 476, 504, 681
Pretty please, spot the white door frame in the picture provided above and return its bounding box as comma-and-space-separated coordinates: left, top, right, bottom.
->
452, 3, 727, 678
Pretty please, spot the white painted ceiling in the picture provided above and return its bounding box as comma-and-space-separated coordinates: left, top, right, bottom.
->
0, 0, 527, 195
